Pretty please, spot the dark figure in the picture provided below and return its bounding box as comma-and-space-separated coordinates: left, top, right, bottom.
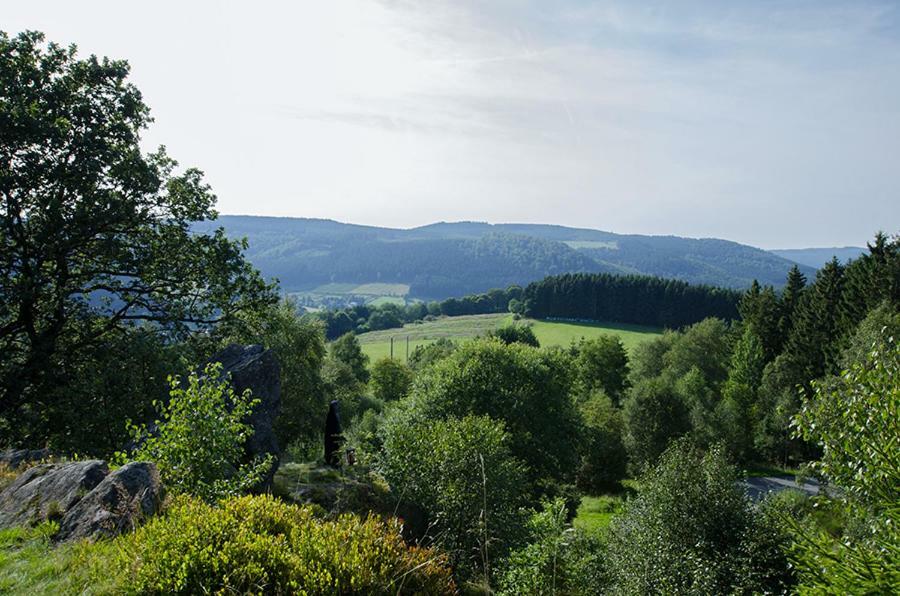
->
324, 400, 344, 467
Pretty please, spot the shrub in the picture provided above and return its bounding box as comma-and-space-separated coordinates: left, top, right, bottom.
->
497, 499, 606, 596
380, 415, 529, 581
604, 440, 794, 594
370, 358, 414, 402
789, 332, 900, 593
408, 338, 456, 371
488, 324, 539, 347
116, 494, 455, 595
126, 362, 273, 502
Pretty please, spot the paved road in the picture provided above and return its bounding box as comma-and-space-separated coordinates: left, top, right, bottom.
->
740, 475, 821, 501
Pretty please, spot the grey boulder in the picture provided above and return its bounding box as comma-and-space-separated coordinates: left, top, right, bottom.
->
0, 460, 108, 528
57, 461, 164, 541
208, 344, 282, 488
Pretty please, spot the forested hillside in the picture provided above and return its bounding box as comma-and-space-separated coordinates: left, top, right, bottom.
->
194, 216, 813, 298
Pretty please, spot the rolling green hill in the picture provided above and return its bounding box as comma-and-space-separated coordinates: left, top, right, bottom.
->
194, 216, 814, 299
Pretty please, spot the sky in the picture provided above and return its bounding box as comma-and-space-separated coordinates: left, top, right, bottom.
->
5, 1, 900, 248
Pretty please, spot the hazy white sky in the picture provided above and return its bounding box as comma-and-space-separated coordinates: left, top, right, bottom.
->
6, 1, 900, 248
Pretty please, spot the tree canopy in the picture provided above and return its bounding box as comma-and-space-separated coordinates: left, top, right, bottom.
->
0, 31, 275, 440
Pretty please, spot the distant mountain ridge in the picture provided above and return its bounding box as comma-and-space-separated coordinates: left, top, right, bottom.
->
193, 216, 816, 299
770, 246, 866, 269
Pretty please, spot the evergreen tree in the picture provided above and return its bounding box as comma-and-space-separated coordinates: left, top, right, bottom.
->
777, 265, 807, 342
782, 258, 845, 383
739, 282, 781, 361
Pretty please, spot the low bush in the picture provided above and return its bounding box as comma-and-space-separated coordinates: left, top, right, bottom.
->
498, 498, 606, 596
604, 440, 794, 594
125, 362, 273, 502
116, 494, 456, 595
380, 415, 529, 581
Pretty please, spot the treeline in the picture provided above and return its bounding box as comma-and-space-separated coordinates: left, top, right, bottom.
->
314, 273, 742, 339
522, 272, 742, 328
313, 287, 524, 340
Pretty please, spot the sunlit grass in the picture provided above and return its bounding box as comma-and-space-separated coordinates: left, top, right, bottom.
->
0, 524, 121, 595
356, 314, 661, 364
573, 495, 625, 535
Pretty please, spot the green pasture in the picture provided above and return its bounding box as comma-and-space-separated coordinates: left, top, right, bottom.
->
356, 314, 661, 364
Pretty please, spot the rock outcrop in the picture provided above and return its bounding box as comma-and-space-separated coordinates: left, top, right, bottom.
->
0, 460, 109, 528
208, 344, 282, 486
0, 460, 164, 541
57, 462, 164, 541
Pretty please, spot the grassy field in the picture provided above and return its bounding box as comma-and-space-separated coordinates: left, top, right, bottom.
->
573, 495, 625, 535
356, 314, 662, 363
530, 319, 661, 354
298, 282, 412, 307
357, 314, 508, 362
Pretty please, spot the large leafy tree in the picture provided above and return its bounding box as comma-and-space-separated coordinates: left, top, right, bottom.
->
790, 331, 900, 592
404, 338, 582, 491
0, 32, 275, 433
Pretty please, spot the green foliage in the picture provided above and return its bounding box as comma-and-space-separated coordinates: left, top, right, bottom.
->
498, 498, 606, 596
738, 281, 783, 360
370, 358, 413, 402
576, 391, 627, 492
330, 332, 370, 384
789, 331, 900, 592
127, 363, 272, 502
661, 318, 732, 386
622, 378, 689, 473
0, 31, 275, 445
116, 494, 456, 595
840, 300, 900, 367
605, 440, 794, 595
406, 338, 582, 489
573, 494, 625, 535
16, 328, 190, 456
223, 298, 327, 449
488, 323, 540, 347
524, 272, 741, 328
572, 336, 630, 402
718, 324, 767, 462
381, 415, 529, 580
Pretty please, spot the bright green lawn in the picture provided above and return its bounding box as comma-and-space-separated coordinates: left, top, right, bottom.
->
356, 314, 661, 364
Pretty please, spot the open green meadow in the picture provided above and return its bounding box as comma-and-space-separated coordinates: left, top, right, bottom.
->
530, 319, 661, 353
356, 314, 662, 364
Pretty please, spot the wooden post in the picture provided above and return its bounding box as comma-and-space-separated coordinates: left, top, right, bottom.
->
390, 336, 394, 359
